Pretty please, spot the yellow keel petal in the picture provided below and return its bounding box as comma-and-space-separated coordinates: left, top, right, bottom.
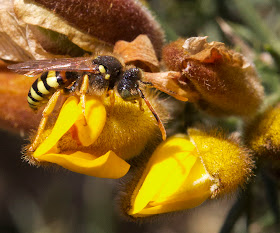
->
76, 96, 106, 146
34, 96, 80, 157
35, 150, 130, 178
132, 192, 210, 217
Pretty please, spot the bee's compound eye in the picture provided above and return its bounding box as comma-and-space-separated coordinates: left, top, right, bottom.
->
118, 87, 131, 100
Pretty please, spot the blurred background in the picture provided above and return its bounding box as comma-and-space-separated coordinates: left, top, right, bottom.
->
1, 0, 280, 232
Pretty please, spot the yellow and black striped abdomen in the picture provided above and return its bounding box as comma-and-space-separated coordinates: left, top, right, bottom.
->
27, 71, 77, 110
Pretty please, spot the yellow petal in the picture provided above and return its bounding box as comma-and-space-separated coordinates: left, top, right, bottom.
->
34, 150, 130, 178
75, 96, 106, 146
34, 96, 80, 157
135, 158, 212, 216
132, 193, 210, 217
129, 135, 198, 215
151, 155, 211, 205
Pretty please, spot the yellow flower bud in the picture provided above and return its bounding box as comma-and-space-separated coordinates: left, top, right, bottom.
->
245, 103, 280, 159
120, 129, 253, 218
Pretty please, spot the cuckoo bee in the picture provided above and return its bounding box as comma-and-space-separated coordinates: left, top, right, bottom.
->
8, 56, 166, 151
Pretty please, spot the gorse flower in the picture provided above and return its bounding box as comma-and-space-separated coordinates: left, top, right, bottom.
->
25, 93, 165, 178
120, 129, 254, 218
126, 134, 212, 217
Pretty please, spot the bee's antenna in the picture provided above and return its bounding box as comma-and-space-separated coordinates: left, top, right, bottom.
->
138, 89, 166, 141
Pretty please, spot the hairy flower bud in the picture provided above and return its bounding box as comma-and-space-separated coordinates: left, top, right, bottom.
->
188, 128, 254, 196
0, 0, 164, 61
162, 37, 264, 117
31, 0, 164, 57
245, 103, 280, 159
119, 128, 254, 219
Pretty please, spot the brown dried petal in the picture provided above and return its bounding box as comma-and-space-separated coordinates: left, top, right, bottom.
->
143, 71, 199, 102
182, 36, 241, 63
0, 0, 85, 61
0, 5, 33, 61
114, 35, 159, 72
163, 37, 264, 117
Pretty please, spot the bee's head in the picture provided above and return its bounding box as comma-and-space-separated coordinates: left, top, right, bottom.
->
117, 68, 142, 101
93, 56, 123, 80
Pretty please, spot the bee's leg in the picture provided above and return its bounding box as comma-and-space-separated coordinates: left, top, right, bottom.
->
137, 89, 166, 141
138, 81, 153, 111
138, 98, 145, 112
105, 89, 115, 115
79, 74, 89, 126
29, 90, 62, 152
108, 89, 115, 107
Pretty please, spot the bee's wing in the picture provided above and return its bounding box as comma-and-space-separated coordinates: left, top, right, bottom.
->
8, 57, 99, 77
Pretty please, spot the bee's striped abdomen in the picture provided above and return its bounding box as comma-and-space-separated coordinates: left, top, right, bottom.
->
27, 71, 78, 110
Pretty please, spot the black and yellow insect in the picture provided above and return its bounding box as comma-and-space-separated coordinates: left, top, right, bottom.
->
27, 71, 77, 109
8, 55, 166, 151
12, 56, 121, 110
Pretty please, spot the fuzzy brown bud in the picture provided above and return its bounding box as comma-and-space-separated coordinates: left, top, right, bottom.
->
31, 0, 164, 58
162, 37, 264, 117
1, 0, 164, 61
